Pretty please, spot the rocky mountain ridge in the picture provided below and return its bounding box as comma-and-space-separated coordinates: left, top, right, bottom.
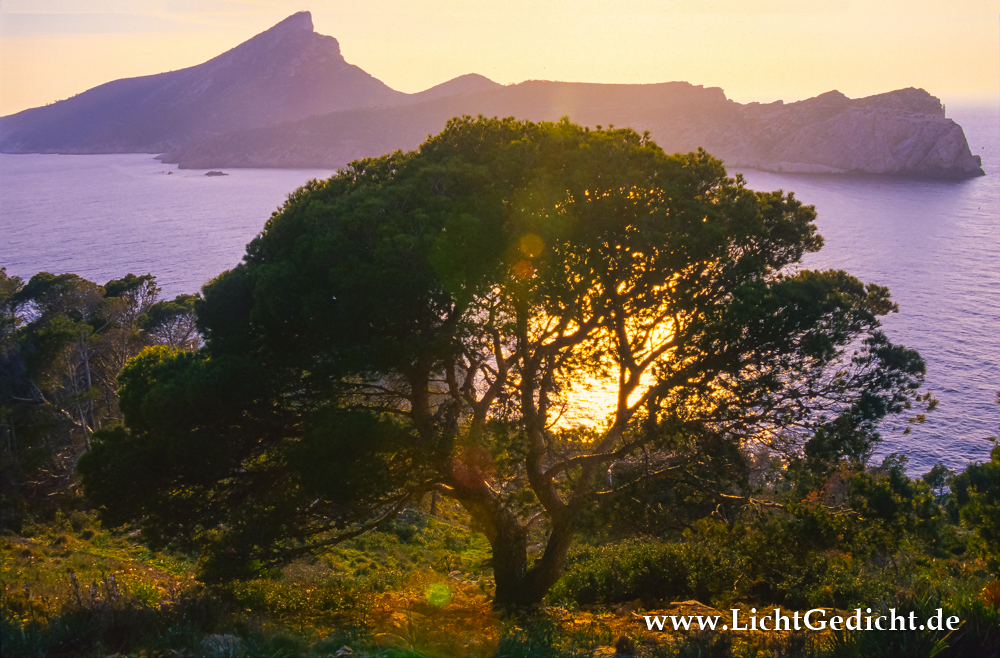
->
0, 12, 984, 179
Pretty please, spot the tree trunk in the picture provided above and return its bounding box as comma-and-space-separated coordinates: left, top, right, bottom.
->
449, 469, 577, 607
483, 508, 576, 607
489, 515, 531, 607
524, 517, 575, 603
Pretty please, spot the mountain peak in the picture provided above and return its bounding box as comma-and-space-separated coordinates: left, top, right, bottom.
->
238, 11, 318, 52
219, 11, 336, 65
856, 87, 944, 116
810, 90, 851, 104
268, 11, 314, 34
227, 11, 319, 57
0, 8, 402, 151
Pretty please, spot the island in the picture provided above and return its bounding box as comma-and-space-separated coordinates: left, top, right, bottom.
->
0, 12, 984, 179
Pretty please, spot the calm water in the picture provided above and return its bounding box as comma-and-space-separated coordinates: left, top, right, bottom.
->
0, 157, 336, 296
1, 108, 997, 472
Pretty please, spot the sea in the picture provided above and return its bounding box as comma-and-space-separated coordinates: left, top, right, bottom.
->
1, 106, 997, 474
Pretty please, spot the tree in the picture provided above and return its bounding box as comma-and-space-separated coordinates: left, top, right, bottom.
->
0, 269, 201, 530
948, 438, 1000, 568
80, 117, 928, 605
139, 294, 201, 351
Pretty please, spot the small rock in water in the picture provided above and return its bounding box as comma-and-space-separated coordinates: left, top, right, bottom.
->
205, 170, 229, 177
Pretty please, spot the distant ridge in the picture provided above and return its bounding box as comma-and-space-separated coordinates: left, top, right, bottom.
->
0, 13, 984, 179
156, 79, 732, 169
405, 74, 503, 104
161, 82, 984, 179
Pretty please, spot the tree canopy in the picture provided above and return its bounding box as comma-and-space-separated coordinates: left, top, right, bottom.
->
79, 117, 927, 605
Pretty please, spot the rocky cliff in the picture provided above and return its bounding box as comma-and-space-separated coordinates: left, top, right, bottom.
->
1, 13, 983, 179
688, 89, 984, 177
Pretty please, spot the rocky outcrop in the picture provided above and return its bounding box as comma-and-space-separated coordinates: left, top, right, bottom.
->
691, 88, 984, 178
1, 13, 983, 179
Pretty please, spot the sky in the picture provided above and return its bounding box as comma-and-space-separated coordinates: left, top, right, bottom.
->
1, 0, 998, 117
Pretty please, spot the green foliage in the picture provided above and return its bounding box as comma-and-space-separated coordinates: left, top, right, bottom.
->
139, 293, 201, 350
844, 454, 949, 555
79, 346, 288, 557
225, 578, 359, 617
494, 613, 616, 658
1, 567, 213, 658
820, 587, 995, 658
548, 538, 692, 606
550, 521, 896, 611
922, 462, 952, 503
550, 453, 993, 613
948, 441, 1000, 567
0, 267, 201, 533
494, 616, 563, 658
2, 506, 996, 658
286, 409, 439, 512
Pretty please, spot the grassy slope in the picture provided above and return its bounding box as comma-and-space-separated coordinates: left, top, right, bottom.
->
2, 502, 998, 658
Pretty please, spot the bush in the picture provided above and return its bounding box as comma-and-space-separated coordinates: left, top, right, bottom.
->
548, 539, 691, 605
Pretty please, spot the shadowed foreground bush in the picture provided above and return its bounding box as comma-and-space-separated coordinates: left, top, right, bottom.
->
1, 573, 217, 657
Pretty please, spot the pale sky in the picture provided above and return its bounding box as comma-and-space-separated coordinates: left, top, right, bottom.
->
1, 0, 997, 117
